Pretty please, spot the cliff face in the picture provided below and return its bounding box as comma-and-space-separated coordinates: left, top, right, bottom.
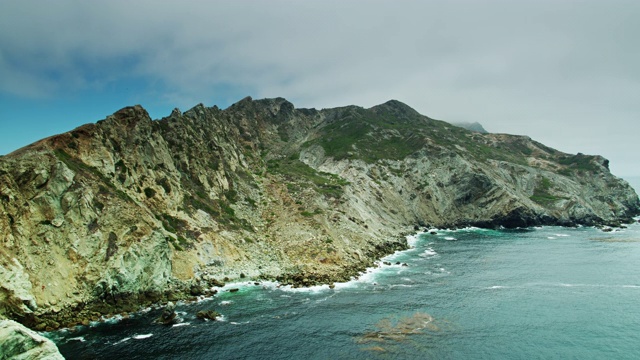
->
1, 97, 638, 330
0, 320, 64, 359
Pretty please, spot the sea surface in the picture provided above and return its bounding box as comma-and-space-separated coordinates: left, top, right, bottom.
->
51, 178, 640, 359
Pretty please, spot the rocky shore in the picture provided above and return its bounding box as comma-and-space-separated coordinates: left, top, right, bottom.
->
0, 319, 64, 359
20, 235, 411, 331
1, 97, 638, 333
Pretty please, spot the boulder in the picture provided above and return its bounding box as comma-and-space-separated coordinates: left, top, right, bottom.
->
157, 303, 178, 325
0, 319, 64, 359
196, 310, 221, 321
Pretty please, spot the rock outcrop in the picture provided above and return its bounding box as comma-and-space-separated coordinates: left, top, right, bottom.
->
0, 319, 64, 359
0, 97, 638, 330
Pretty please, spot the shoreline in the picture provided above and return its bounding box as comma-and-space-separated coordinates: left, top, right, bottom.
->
27, 233, 411, 332
47, 234, 421, 335
25, 219, 640, 333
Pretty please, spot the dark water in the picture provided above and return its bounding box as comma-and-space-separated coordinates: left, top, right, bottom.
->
50, 219, 640, 359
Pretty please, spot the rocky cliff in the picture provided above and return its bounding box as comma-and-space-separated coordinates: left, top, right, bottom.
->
0, 97, 638, 331
0, 320, 64, 359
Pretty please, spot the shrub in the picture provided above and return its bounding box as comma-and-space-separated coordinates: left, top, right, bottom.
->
144, 187, 157, 198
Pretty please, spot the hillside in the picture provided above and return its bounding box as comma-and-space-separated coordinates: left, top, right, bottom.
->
1, 97, 638, 330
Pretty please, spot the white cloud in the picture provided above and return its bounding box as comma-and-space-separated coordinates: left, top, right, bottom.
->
1, 0, 639, 174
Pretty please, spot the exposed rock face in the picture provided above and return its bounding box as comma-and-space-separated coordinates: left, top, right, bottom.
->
0, 319, 64, 359
0, 97, 638, 330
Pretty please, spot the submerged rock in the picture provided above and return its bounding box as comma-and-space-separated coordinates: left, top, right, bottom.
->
356, 312, 438, 345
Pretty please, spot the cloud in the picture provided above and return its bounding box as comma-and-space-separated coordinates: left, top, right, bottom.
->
1, 0, 639, 174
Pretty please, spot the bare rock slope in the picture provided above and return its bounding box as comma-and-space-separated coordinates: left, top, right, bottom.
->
0, 97, 638, 330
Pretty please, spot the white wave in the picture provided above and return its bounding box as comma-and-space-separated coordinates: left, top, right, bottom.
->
248, 237, 417, 293
230, 321, 250, 325
555, 234, 570, 237
419, 248, 438, 257
406, 233, 421, 247
488, 286, 507, 289
389, 284, 414, 288
113, 337, 131, 346
133, 334, 153, 340
622, 285, 640, 288
278, 284, 332, 293
254, 280, 280, 291
68, 336, 86, 342
195, 295, 215, 303
444, 237, 456, 241
219, 300, 233, 306
172, 322, 190, 328
215, 281, 261, 293
547, 237, 556, 240
101, 314, 125, 324
427, 226, 485, 234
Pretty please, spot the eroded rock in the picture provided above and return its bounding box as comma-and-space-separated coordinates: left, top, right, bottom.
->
0, 320, 64, 359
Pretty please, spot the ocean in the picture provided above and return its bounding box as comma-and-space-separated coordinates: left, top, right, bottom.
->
50, 177, 640, 359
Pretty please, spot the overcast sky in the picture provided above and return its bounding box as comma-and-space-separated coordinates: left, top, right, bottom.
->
1, 0, 638, 176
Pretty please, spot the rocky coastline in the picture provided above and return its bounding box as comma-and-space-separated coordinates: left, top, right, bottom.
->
18, 235, 411, 331
1, 97, 638, 335
10, 217, 639, 333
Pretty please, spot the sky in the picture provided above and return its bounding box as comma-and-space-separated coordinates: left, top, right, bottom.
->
1, 0, 638, 176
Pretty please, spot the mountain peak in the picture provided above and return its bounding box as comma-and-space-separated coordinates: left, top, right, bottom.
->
370, 99, 420, 117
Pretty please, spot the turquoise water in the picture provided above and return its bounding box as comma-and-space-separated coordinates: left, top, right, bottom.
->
51, 221, 640, 359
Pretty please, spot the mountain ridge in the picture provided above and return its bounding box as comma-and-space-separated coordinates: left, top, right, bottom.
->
0, 97, 638, 331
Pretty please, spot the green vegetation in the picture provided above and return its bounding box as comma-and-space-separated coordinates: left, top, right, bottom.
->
304, 112, 427, 163
530, 177, 565, 206
558, 154, 600, 174
167, 236, 186, 251
245, 196, 257, 208
156, 177, 172, 193
159, 213, 188, 234
183, 190, 254, 232
159, 214, 197, 250
300, 208, 323, 217
144, 187, 156, 198
300, 107, 536, 166
266, 157, 350, 199
184, 195, 219, 217
461, 139, 529, 166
